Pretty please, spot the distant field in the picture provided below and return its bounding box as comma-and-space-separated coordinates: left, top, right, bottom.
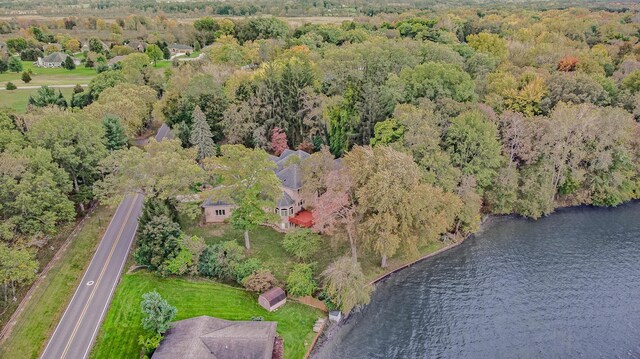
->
0, 87, 75, 112
91, 272, 322, 359
0, 61, 96, 88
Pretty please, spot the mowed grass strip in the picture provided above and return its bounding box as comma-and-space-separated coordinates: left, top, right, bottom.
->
0, 61, 96, 87
91, 272, 322, 359
0, 87, 75, 112
0, 205, 115, 359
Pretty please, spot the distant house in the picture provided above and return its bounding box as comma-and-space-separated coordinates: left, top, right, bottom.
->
258, 287, 287, 312
152, 316, 277, 359
168, 43, 193, 55
126, 40, 147, 52
36, 52, 79, 68
107, 55, 125, 68
202, 149, 313, 230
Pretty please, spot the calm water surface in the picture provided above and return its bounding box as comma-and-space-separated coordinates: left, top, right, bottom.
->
313, 202, 640, 359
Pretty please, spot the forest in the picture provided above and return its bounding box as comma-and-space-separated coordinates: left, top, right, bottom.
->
1, 3, 640, 323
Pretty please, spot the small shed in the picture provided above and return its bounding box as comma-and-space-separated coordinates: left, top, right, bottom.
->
259, 287, 286, 312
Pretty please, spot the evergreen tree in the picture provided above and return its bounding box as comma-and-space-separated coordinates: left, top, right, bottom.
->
102, 115, 128, 151
28, 86, 67, 108
8, 57, 22, 73
140, 291, 176, 335
189, 105, 216, 162
0, 59, 8, 73
62, 56, 76, 70
21, 71, 31, 83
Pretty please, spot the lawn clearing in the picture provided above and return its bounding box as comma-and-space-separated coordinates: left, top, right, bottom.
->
0, 205, 115, 359
90, 271, 322, 359
179, 216, 346, 281
0, 61, 96, 87
0, 87, 75, 112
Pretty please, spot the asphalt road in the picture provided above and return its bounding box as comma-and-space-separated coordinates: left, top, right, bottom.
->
40, 193, 144, 359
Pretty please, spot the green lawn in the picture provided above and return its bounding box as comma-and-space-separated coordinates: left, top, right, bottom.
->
0, 206, 115, 359
0, 60, 96, 87
180, 217, 345, 281
91, 272, 322, 359
0, 87, 75, 112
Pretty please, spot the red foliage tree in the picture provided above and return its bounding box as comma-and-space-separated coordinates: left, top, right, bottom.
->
296, 139, 314, 153
557, 56, 579, 72
270, 127, 289, 156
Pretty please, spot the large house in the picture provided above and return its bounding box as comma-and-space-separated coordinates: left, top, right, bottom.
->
152, 316, 277, 359
202, 149, 312, 230
36, 52, 79, 68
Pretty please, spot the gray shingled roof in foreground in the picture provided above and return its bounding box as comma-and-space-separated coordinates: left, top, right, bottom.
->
276, 191, 294, 208
152, 316, 276, 359
42, 52, 69, 63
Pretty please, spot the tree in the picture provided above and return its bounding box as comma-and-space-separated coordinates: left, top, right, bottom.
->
198, 241, 245, 281
141, 291, 176, 335
0, 59, 7, 73
445, 110, 504, 190
145, 44, 163, 66
203, 145, 280, 249
88, 37, 104, 53
0, 148, 75, 241
189, 106, 216, 162
85, 83, 156, 137
94, 139, 205, 206
5, 82, 16, 90
327, 84, 360, 157
88, 70, 126, 99
62, 56, 76, 70
370, 119, 404, 146
345, 146, 461, 267
392, 61, 475, 103
0, 243, 38, 301
28, 109, 107, 208
321, 256, 371, 314
28, 86, 67, 108
134, 214, 182, 272
270, 127, 289, 156
286, 263, 316, 297
243, 269, 278, 293
622, 70, 640, 95
8, 57, 22, 73
20, 72, 31, 83
282, 228, 321, 261
102, 115, 128, 151
466, 32, 507, 59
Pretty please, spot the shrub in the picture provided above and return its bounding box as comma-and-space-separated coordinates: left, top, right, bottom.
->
21, 71, 31, 83
282, 229, 321, 261
138, 333, 162, 358
243, 269, 278, 293
6, 82, 16, 90
234, 258, 262, 283
286, 263, 317, 297
198, 241, 244, 281
141, 291, 176, 335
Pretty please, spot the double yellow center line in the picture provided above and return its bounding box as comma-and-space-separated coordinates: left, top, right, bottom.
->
59, 193, 139, 359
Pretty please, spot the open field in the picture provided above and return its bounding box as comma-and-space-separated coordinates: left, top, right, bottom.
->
0, 61, 95, 88
0, 87, 75, 112
90, 271, 322, 359
0, 205, 115, 359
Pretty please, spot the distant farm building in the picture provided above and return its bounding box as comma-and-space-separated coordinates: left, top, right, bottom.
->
259, 287, 286, 312
169, 43, 193, 55
152, 316, 277, 359
126, 40, 147, 52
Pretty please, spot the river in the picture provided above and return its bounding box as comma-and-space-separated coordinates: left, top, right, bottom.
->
312, 202, 640, 358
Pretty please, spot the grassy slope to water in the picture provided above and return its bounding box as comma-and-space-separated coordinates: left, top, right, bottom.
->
0, 206, 114, 359
91, 272, 322, 359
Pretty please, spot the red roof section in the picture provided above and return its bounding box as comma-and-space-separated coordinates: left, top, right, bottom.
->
289, 210, 313, 228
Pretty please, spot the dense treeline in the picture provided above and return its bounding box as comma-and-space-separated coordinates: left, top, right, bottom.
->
2, 5, 640, 313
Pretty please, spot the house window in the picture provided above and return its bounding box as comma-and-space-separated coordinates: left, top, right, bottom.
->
289, 207, 294, 215
280, 209, 288, 217
215, 209, 226, 216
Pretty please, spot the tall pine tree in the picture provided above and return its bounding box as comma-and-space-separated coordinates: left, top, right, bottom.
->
102, 115, 128, 151
190, 105, 216, 162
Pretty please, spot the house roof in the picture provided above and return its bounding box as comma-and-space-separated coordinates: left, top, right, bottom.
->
126, 40, 147, 50
169, 43, 193, 50
152, 316, 277, 359
202, 198, 232, 207
259, 287, 286, 306
276, 191, 295, 208
276, 164, 303, 190
108, 55, 125, 66
42, 52, 69, 63
289, 210, 313, 228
